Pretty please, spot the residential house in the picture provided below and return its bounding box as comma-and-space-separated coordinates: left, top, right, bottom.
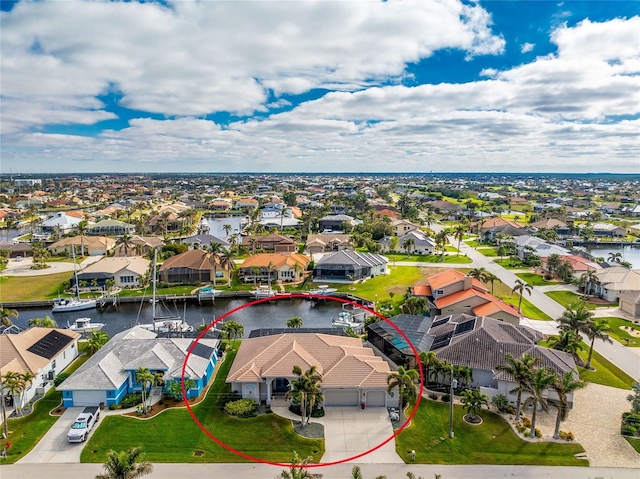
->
594, 267, 640, 302
226, 332, 399, 407
242, 233, 297, 253
158, 249, 225, 284
86, 219, 135, 236
182, 234, 229, 250
426, 200, 463, 215
515, 235, 570, 261
48, 236, 116, 256
619, 291, 640, 319
146, 213, 181, 235
58, 327, 219, 407
590, 223, 626, 238
313, 251, 388, 283
318, 214, 360, 232
367, 315, 432, 369
234, 198, 259, 210
41, 212, 82, 234
0, 241, 32, 258
113, 235, 163, 257
305, 234, 353, 255
391, 219, 421, 237
1, 328, 80, 409
528, 218, 571, 237
238, 253, 310, 283
74, 256, 151, 289
378, 230, 435, 255
474, 217, 526, 241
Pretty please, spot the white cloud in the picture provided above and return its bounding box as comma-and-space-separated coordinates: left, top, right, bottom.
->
521, 42, 535, 53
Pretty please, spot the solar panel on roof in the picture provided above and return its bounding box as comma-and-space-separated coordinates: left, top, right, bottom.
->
454, 319, 476, 335
26, 331, 74, 360
190, 342, 214, 359
432, 336, 452, 349
431, 317, 449, 329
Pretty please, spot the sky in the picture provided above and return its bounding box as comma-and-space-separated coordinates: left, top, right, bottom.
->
1, 0, 639, 174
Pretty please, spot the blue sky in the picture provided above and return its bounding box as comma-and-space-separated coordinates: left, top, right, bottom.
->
1, 0, 638, 173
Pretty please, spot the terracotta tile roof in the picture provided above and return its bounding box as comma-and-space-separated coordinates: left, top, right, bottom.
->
427, 268, 487, 293
227, 333, 391, 389
411, 284, 432, 296
240, 253, 310, 269
472, 297, 522, 318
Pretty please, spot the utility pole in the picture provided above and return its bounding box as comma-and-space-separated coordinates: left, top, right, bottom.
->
449, 364, 458, 439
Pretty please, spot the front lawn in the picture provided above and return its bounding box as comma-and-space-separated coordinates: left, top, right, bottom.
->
545, 291, 617, 310
514, 273, 558, 287
81, 347, 324, 463
624, 436, 640, 453
387, 254, 471, 264
494, 258, 528, 269
576, 348, 635, 390
601, 317, 640, 347
0, 272, 72, 302
477, 247, 498, 257
395, 400, 586, 466
519, 298, 553, 321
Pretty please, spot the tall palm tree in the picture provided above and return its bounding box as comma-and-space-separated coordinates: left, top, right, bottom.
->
453, 224, 466, 256
116, 233, 134, 256
0, 307, 18, 326
223, 223, 232, 239
402, 237, 415, 256
484, 272, 502, 295
581, 269, 599, 298
275, 451, 321, 479
95, 447, 153, 479
557, 303, 594, 335
220, 320, 244, 347
418, 351, 439, 386
387, 366, 419, 409
585, 318, 613, 370
546, 253, 562, 276
286, 366, 323, 427
219, 248, 236, 287
468, 267, 488, 283
208, 241, 223, 288
551, 371, 585, 439
135, 368, 155, 413
434, 230, 449, 260
495, 353, 540, 421
511, 279, 532, 312
547, 330, 584, 362
28, 316, 58, 328
523, 367, 558, 438
76, 220, 88, 257
286, 317, 303, 328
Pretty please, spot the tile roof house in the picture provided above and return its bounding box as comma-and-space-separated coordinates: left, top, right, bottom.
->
48, 236, 116, 256
226, 333, 399, 408
318, 214, 360, 232
158, 249, 226, 284
238, 253, 310, 283
242, 233, 297, 253
313, 251, 388, 283
113, 235, 164, 257
474, 217, 526, 241
86, 219, 135, 236
378, 230, 435, 255
58, 327, 219, 407
41, 212, 83, 233
305, 234, 353, 255
75, 256, 151, 289
594, 267, 640, 302
1, 328, 80, 410
391, 219, 421, 237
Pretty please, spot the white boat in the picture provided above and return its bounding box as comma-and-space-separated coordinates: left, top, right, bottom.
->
52, 246, 98, 313
251, 285, 277, 298
307, 285, 338, 296
331, 311, 364, 332
67, 317, 105, 333
197, 286, 223, 300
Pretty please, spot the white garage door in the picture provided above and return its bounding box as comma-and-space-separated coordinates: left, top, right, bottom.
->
73, 390, 107, 407
365, 390, 386, 407
324, 389, 359, 406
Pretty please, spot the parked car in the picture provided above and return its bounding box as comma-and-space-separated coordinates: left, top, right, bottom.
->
15, 256, 23, 262
67, 406, 100, 443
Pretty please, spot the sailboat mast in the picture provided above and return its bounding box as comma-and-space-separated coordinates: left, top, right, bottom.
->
72, 245, 80, 300
152, 248, 157, 320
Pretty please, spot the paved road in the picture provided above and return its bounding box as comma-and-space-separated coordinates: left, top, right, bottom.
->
2, 462, 639, 479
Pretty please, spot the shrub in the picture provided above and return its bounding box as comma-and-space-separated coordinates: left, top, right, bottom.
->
558, 431, 567, 440
224, 398, 258, 417
566, 432, 574, 441
288, 403, 325, 418
53, 372, 71, 387
108, 403, 118, 410
535, 428, 542, 438
621, 425, 637, 436
120, 393, 143, 408
491, 394, 510, 413
507, 405, 515, 415
441, 394, 450, 402
428, 393, 438, 400
516, 424, 527, 434
522, 417, 531, 428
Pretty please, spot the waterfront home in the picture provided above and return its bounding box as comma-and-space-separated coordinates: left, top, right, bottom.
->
113, 235, 163, 257
378, 230, 435, 255
242, 233, 297, 253
312, 250, 388, 283
158, 249, 226, 284
305, 233, 353, 255
86, 219, 135, 236
58, 327, 219, 407
41, 212, 82, 234
74, 256, 151, 290
238, 253, 310, 283
593, 267, 640, 302
49, 236, 116, 256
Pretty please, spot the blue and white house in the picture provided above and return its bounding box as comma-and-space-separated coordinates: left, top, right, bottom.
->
58, 327, 219, 407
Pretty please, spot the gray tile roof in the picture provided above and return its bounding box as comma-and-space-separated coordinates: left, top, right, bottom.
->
316, 250, 388, 267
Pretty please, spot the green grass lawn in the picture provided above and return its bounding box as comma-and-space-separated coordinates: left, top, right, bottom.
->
477, 247, 498, 257
1, 352, 90, 464
494, 258, 528, 269
624, 436, 640, 453
544, 291, 617, 310
463, 240, 480, 247
0, 272, 73, 302
601, 317, 640, 347
576, 348, 635, 390
81, 347, 324, 464
395, 400, 586, 466
515, 273, 558, 287
518, 298, 553, 321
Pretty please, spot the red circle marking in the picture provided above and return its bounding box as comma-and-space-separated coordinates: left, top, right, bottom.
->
182, 294, 424, 468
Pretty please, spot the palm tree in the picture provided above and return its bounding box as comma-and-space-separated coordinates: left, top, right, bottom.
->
557, 303, 594, 335
402, 237, 415, 256
608, 251, 622, 263
556, 260, 574, 283
286, 317, 303, 328
468, 267, 488, 283
223, 223, 232, 239
460, 388, 489, 422
547, 330, 584, 362
585, 318, 613, 370
116, 233, 134, 256
581, 269, 599, 298
434, 230, 449, 260
286, 366, 324, 428
0, 307, 18, 326
484, 272, 502, 295
208, 241, 223, 288
387, 366, 419, 409
220, 320, 244, 347
95, 447, 153, 479
135, 367, 155, 413
551, 371, 586, 439
275, 451, 321, 479
219, 248, 236, 287
511, 279, 532, 312
453, 224, 466, 256
546, 253, 562, 276
418, 351, 439, 386
28, 316, 58, 328
76, 220, 88, 257
2, 371, 24, 415
523, 367, 558, 438
87, 330, 110, 355
495, 353, 540, 421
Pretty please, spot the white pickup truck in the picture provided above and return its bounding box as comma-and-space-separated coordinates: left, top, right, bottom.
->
67, 406, 100, 443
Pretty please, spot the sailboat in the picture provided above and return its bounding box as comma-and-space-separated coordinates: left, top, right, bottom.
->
137, 249, 193, 334
52, 246, 98, 313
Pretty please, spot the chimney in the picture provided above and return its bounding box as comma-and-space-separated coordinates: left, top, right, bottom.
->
463, 276, 472, 290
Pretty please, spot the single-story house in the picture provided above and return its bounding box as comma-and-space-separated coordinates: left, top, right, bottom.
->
305, 234, 353, 255
158, 249, 225, 284
1, 328, 80, 410
242, 234, 297, 253
516, 235, 570, 260
41, 212, 82, 233
181, 234, 229, 250
113, 235, 164, 257
58, 327, 219, 407
313, 251, 388, 283
620, 291, 640, 319
49, 236, 116, 256
226, 332, 399, 408
594, 267, 640, 302
238, 253, 310, 283
590, 223, 626, 238
318, 214, 361, 232
86, 219, 135, 236
378, 230, 435, 255
527, 218, 571, 237
74, 256, 151, 289
474, 217, 526, 241
0, 241, 32, 258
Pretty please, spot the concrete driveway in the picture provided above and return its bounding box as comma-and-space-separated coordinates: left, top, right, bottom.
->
18, 407, 97, 464
1, 256, 102, 277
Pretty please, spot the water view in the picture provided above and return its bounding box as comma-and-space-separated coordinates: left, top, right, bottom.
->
586, 245, 640, 269
204, 215, 246, 240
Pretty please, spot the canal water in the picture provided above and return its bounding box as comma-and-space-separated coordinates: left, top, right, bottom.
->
204, 216, 246, 240
586, 245, 640, 269
10, 297, 349, 338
